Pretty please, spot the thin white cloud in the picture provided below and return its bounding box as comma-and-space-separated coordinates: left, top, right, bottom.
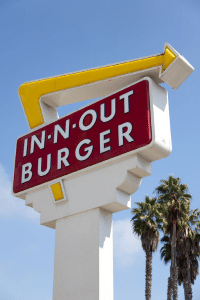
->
113, 218, 142, 267
0, 163, 39, 221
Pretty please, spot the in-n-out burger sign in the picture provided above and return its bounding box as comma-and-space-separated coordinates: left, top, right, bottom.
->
13, 79, 153, 195
11, 45, 192, 300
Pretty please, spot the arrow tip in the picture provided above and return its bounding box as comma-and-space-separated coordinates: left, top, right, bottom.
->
160, 43, 194, 89
162, 47, 176, 73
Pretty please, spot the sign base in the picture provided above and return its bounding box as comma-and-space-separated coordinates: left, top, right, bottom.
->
53, 208, 113, 300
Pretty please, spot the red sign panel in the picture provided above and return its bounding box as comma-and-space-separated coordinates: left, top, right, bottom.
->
13, 79, 152, 195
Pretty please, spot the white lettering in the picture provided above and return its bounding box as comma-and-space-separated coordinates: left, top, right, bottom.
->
54, 119, 70, 144
57, 148, 70, 170
100, 99, 116, 122
38, 154, 51, 176
100, 129, 111, 153
23, 138, 28, 157
75, 139, 93, 161
79, 110, 97, 131
118, 122, 134, 146
119, 90, 134, 113
21, 162, 32, 183
30, 131, 46, 154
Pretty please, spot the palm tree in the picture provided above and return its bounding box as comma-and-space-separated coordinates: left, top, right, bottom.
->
161, 233, 200, 300
177, 254, 199, 300
155, 175, 192, 300
160, 235, 173, 300
159, 205, 200, 300
176, 219, 200, 300
131, 196, 160, 300
185, 209, 200, 298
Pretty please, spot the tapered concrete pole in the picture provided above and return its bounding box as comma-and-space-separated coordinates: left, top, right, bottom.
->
53, 208, 113, 300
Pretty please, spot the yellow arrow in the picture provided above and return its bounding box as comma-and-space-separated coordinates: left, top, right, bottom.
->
18, 43, 192, 130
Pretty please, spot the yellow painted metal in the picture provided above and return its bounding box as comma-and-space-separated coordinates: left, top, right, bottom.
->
19, 55, 165, 129
162, 47, 176, 73
50, 182, 64, 201
19, 45, 176, 130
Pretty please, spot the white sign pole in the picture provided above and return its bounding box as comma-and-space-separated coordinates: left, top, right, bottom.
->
53, 208, 113, 300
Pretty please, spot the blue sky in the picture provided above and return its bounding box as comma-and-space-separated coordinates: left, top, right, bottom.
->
0, 0, 200, 299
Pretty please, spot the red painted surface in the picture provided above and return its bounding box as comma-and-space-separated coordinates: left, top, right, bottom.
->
13, 80, 152, 194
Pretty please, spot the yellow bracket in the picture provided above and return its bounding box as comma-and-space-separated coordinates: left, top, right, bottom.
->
18, 43, 193, 130
50, 182, 65, 201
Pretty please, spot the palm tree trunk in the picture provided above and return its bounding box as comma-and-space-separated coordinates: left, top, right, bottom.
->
183, 278, 187, 300
171, 222, 178, 300
171, 222, 176, 268
186, 253, 192, 300
183, 277, 192, 300
172, 266, 178, 300
145, 250, 152, 300
167, 276, 173, 300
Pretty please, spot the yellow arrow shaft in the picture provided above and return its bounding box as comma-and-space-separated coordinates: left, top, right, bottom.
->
19, 54, 165, 129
